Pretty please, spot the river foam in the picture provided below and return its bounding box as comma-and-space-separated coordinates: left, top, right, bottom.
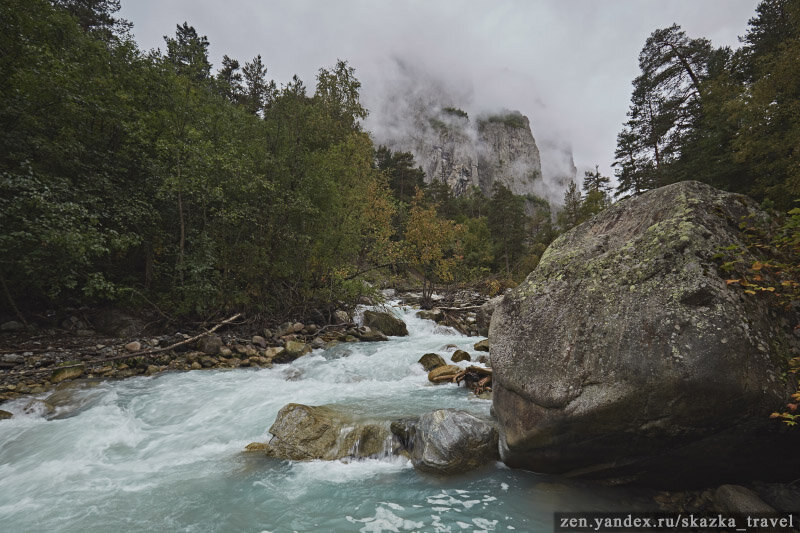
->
0, 304, 652, 531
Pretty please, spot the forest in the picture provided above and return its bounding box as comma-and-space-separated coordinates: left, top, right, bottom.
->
1, 0, 798, 325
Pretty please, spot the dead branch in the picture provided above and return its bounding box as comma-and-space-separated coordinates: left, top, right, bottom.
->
7, 313, 242, 375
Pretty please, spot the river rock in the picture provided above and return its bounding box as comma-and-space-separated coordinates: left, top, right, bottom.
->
355, 326, 389, 342
416, 309, 443, 322
124, 341, 141, 352
51, 364, 84, 384
473, 339, 489, 352
489, 181, 800, 486
451, 350, 471, 363
248, 403, 396, 461
363, 310, 409, 337
263, 346, 285, 361
251, 335, 267, 348
197, 334, 223, 355
273, 341, 311, 364
0, 410, 12, 420
428, 365, 460, 383
418, 353, 446, 372
400, 409, 499, 475
713, 485, 775, 513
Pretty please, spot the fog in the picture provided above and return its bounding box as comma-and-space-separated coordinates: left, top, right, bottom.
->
121, 0, 759, 197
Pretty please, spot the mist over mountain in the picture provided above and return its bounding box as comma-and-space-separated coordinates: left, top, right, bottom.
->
363, 58, 576, 205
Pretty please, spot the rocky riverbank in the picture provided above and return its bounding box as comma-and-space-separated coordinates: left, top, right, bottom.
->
0, 292, 496, 409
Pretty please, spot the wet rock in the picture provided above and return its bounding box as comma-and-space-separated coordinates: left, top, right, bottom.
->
490, 181, 800, 486
363, 310, 409, 337
200, 356, 217, 368
263, 346, 285, 361
713, 485, 775, 513
451, 350, 471, 363
311, 337, 326, 349
477, 355, 490, 366
428, 365, 460, 383
190, 361, 202, 370
50, 364, 84, 384
45, 381, 104, 418
198, 334, 223, 355
404, 409, 499, 475
23, 399, 54, 416
124, 341, 141, 352
355, 326, 389, 342
273, 341, 311, 364
416, 309, 444, 322
0, 409, 12, 420
473, 339, 489, 352
418, 353, 446, 372
248, 403, 396, 461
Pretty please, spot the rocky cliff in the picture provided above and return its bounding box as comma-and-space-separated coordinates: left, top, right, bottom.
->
388, 108, 542, 198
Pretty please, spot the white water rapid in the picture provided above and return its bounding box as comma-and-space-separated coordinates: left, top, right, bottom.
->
0, 304, 652, 532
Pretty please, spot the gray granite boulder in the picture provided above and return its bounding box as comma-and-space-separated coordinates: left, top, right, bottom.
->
489, 181, 800, 486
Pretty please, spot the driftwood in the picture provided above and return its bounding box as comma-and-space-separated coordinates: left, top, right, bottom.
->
454, 366, 493, 394
8, 313, 242, 375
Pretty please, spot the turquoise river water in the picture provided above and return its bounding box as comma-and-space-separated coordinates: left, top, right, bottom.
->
0, 305, 654, 532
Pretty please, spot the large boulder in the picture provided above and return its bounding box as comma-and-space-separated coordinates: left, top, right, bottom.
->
392, 409, 499, 475
363, 310, 409, 337
489, 181, 800, 486
246, 403, 396, 461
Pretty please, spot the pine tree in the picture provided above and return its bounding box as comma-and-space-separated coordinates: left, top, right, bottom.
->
558, 181, 583, 231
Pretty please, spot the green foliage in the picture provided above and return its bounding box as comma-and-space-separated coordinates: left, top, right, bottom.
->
442, 107, 468, 119
0, 0, 398, 320
376, 146, 425, 206
487, 183, 528, 275
478, 111, 527, 129
715, 205, 800, 425
0, 0, 565, 320
615, 1, 800, 208
558, 181, 583, 231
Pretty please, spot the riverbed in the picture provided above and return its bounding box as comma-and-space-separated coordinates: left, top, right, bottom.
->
0, 305, 654, 532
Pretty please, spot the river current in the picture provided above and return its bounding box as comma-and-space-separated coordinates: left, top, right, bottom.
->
0, 305, 652, 532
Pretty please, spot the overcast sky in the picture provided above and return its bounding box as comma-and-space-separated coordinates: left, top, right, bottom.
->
120, 0, 760, 181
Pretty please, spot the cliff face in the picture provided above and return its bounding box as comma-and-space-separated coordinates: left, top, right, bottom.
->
477, 113, 541, 197
415, 114, 479, 196
391, 109, 542, 198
